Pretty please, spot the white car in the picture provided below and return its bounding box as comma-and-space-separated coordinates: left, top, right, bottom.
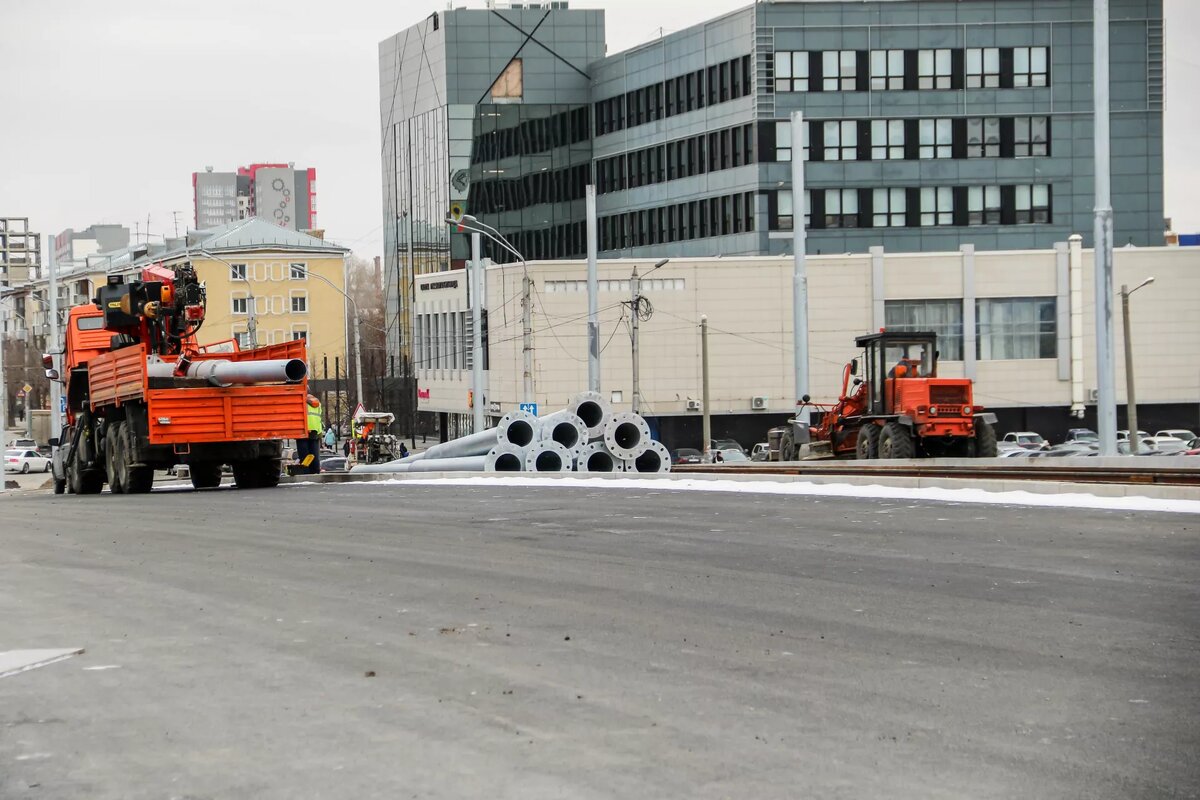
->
5, 448, 50, 474
1156, 429, 1197, 442
1116, 429, 1149, 442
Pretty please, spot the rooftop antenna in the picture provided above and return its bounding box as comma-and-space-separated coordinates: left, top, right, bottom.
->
172, 211, 181, 238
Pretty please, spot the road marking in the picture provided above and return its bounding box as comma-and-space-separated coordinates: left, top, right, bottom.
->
0, 648, 85, 678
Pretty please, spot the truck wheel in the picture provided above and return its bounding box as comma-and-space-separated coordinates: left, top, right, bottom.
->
106, 422, 127, 494
68, 436, 104, 495
973, 420, 998, 458
125, 464, 155, 494
855, 425, 879, 460
189, 462, 223, 490
233, 458, 281, 489
879, 422, 915, 460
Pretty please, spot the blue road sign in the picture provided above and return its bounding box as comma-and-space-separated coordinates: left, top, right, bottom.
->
519, 402, 538, 416
60, 396, 67, 413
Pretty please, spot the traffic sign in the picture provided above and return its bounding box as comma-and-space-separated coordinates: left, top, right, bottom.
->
16, 390, 25, 399
519, 402, 538, 416
60, 396, 67, 413
22, 383, 32, 394
351, 402, 366, 421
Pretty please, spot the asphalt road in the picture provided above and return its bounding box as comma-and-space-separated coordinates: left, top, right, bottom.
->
1, 481, 1197, 799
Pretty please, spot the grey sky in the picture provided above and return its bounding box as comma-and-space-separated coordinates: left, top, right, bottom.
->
1, 0, 1195, 262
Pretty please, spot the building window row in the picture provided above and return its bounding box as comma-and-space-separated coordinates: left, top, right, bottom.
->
769, 184, 1051, 230
599, 191, 755, 251
467, 162, 589, 215
545, 278, 686, 294
595, 123, 756, 194
764, 116, 1050, 162
472, 106, 590, 163
772, 46, 1049, 94
885, 297, 1057, 361
594, 55, 753, 136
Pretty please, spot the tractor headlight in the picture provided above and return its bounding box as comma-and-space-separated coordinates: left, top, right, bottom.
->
962, 405, 973, 416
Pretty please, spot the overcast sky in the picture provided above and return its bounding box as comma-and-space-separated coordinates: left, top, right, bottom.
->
2, 0, 1196, 261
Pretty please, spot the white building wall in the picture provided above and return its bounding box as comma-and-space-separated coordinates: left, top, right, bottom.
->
412, 245, 1200, 423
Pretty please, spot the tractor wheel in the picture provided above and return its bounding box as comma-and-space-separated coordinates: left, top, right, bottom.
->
779, 429, 796, 462
189, 462, 224, 490
855, 424, 879, 460
879, 422, 915, 460
973, 420, 998, 458
233, 458, 281, 490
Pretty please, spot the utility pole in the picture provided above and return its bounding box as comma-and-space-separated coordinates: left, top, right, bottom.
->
172, 211, 181, 238
586, 184, 600, 393
1121, 277, 1154, 454
790, 109, 811, 445
0, 290, 8, 450
700, 314, 711, 458
1093, 0, 1118, 456
470, 230, 484, 432
47, 241, 62, 455
631, 266, 641, 414
522, 274, 533, 403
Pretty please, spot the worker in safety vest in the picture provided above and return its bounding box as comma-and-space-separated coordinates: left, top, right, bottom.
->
297, 394, 323, 474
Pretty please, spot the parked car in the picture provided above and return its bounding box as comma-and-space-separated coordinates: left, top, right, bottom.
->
1063, 428, 1098, 443
5, 448, 50, 474
1002, 432, 1049, 450
750, 442, 770, 462
7, 437, 37, 450
1047, 443, 1099, 457
671, 448, 703, 465
320, 456, 349, 473
1155, 429, 1197, 442
1116, 429, 1149, 442
710, 438, 746, 455
1141, 436, 1188, 455
709, 448, 748, 463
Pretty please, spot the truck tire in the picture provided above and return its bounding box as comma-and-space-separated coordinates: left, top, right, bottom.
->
68, 431, 104, 495
855, 424, 879, 460
105, 421, 127, 494
233, 458, 281, 490
189, 462, 223, 490
973, 420, 998, 458
879, 422, 915, 460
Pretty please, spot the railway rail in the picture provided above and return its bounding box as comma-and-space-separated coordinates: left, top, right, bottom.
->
674, 461, 1200, 487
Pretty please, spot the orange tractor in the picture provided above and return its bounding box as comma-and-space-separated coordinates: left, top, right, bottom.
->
49, 264, 309, 494
777, 331, 997, 460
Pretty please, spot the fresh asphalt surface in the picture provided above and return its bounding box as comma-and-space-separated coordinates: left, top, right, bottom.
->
1, 481, 1197, 799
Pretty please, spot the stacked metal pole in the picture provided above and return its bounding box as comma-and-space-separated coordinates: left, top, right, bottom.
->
350, 391, 672, 475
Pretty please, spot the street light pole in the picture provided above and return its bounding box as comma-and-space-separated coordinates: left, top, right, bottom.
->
1121, 277, 1154, 455
470, 230, 484, 433
630, 258, 668, 415
47, 242, 63, 453
304, 268, 365, 413
700, 314, 711, 458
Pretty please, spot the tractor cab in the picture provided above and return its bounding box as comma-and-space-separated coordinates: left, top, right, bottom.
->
854, 330, 940, 416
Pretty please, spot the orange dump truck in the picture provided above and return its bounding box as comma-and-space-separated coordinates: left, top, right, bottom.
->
50, 264, 308, 494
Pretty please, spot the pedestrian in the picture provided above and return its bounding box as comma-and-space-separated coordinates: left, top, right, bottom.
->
397, 441, 409, 459
296, 394, 323, 474
323, 425, 336, 450
342, 439, 351, 458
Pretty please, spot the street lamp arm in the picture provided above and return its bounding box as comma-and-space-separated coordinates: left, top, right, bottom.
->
445, 218, 527, 264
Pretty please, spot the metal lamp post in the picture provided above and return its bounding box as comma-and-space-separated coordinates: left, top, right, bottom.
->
630, 258, 669, 414
1121, 276, 1154, 454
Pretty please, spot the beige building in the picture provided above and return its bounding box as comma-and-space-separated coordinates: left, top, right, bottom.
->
412, 239, 1200, 447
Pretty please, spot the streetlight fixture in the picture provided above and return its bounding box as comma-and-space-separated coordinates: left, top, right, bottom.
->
1121, 276, 1154, 455
629, 258, 669, 414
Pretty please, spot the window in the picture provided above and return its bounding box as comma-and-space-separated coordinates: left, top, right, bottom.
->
824, 189, 859, 228
230, 263, 247, 281
967, 118, 1000, 158
1015, 185, 1051, 224
774, 51, 810, 93
823, 50, 857, 91
1014, 116, 1049, 157
873, 188, 906, 228
885, 300, 964, 361
824, 120, 858, 161
776, 190, 793, 230
292, 329, 308, 342
870, 49, 904, 90
234, 331, 251, 349
1013, 46, 1049, 87
968, 185, 1002, 225
918, 49, 953, 89
775, 119, 807, 161
231, 296, 249, 315
976, 297, 1057, 359
920, 187, 953, 226
289, 262, 307, 279
871, 119, 904, 160
291, 293, 308, 313
919, 118, 952, 159
966, 47, 1000, 88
